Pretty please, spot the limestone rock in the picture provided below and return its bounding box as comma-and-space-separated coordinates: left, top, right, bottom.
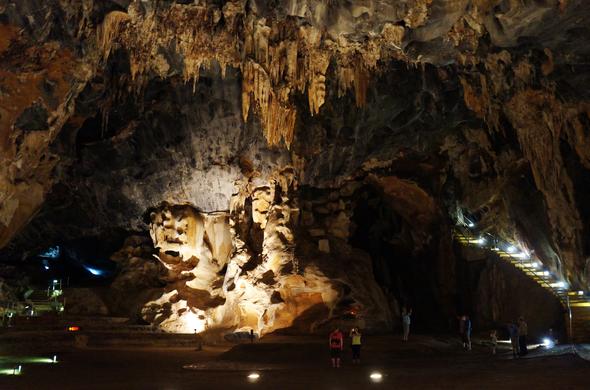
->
0, 0, 589, 339
64, 288, 109, 316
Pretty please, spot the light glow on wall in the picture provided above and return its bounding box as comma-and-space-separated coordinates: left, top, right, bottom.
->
39, 246, 60, 259
179, 310, 206, 334
83, 265, 105, 276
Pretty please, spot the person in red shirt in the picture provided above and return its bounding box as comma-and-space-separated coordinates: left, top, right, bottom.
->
329, 328, 344, 368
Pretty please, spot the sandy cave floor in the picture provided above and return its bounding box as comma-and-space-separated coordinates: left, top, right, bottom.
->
0, 334, 588, 390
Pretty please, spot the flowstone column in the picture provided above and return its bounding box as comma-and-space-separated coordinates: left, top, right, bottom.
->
223, 168, 339, 335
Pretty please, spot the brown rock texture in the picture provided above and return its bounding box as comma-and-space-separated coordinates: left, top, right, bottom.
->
1, 0, 590, 335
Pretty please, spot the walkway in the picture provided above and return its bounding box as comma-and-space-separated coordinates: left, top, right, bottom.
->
453, 223, 590, 343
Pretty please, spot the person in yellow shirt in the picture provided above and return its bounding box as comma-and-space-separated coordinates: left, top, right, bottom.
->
350, 327, 362, 364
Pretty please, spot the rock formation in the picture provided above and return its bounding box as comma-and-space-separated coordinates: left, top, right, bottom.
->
1, 0, 589, 336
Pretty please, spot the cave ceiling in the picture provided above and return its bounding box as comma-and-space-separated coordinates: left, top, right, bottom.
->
1, 0, 590, 294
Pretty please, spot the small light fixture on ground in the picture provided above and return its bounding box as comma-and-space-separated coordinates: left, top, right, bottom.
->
578, 291, 584, 296
506, 245, 516, 253
542, 270, 550, 277
542, 338, 555, 348
369, 372, 383, 383
53, 355, 57, 363
247, 372, 260, 382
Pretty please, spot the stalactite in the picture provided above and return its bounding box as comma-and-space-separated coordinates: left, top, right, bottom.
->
97, 11, 130, 61
307, 52, 330, 116
241, 61, 296, 147
507, 90, 585, 283
93, 2, 414, 147
353, 60, 369, 107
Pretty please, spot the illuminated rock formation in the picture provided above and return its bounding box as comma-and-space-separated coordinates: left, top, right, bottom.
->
141, 171, 391, 335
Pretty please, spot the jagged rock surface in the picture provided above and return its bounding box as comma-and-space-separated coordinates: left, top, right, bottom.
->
1, 0, 589, 334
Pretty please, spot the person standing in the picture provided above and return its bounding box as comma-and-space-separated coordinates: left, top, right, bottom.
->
490, 329, 498, 355
460, 315, 472, 351
402, 308, 412, 341
349, 327, 362, 364
518, 317, 528, 356
508, 322, 519, 358
329, 328, 344, 368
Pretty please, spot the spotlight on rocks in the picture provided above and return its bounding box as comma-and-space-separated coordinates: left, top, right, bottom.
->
369, 372, 383, 383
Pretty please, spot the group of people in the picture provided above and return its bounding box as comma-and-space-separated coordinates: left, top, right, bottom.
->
461, 314, 530, 357
507, 316, 528, 357
328, 327, 362, 368
486, 316, 530, 357
328, 312, 531, 366
327, 307, 413, 368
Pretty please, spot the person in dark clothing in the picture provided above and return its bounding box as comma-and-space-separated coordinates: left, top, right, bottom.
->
518, 317, 528, 356
508, 322, 519, 358
459, 315, 472, 351
249, 329, 255, 343
402, 307, 412, 341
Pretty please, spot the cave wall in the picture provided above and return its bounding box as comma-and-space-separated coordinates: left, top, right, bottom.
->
456, 245, 564, 339
0, 0, 589, 334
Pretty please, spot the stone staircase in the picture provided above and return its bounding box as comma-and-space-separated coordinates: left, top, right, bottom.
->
26, 290, 56, 313
23, 280, 65, 315
453, 226, 590, 343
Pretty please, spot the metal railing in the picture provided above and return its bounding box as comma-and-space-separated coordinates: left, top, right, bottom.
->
452, 220, 589, 360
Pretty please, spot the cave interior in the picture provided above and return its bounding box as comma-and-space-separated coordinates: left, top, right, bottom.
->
1, 0, 590, 346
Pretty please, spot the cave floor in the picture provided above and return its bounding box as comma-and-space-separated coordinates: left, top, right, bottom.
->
0, 334, 588, 390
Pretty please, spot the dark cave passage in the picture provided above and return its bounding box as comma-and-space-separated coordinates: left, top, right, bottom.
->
349, 185, 449, 332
